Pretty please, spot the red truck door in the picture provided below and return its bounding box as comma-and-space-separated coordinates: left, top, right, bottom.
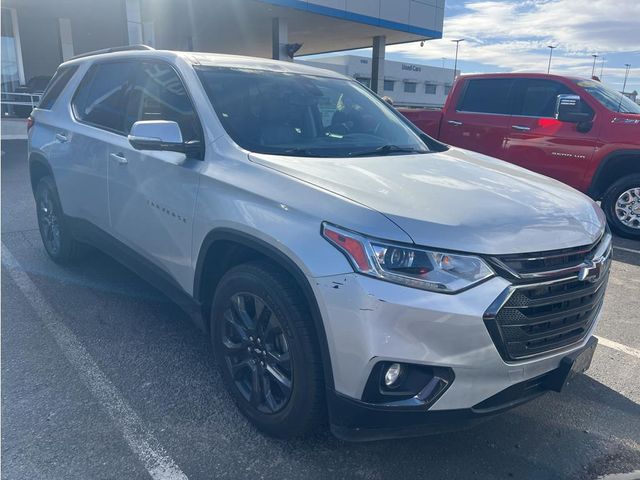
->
439, 77, 515, 159
503, 78, 599, 190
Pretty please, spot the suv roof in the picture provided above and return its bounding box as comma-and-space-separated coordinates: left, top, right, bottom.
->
60, 47, 348, 80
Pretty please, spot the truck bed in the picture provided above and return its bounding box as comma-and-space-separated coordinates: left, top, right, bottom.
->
399, 108, 443, 138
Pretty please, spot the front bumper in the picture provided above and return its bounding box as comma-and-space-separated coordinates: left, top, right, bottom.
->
328, 336, 598, 441
311, 273, 603, 438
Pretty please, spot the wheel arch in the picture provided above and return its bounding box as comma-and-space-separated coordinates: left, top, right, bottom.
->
194, 228, 335, 389
28, 152, 55, 194
588, 149, 640, 199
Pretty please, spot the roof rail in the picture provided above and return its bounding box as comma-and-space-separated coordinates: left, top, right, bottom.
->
70, 44, 154, 61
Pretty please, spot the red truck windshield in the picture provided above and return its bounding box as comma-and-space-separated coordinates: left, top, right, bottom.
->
575, 79, 640, 114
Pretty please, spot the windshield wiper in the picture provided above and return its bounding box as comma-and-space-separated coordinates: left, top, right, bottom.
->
281, 148, 329, 157
347, 145, 429, 157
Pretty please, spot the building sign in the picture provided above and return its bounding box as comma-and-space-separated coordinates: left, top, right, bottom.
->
402, 64, 421, 72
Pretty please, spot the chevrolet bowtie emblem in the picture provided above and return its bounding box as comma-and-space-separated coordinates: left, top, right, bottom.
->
578, 257, 604, 283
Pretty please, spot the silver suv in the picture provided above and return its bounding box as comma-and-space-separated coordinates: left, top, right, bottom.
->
28, 46, 611, 441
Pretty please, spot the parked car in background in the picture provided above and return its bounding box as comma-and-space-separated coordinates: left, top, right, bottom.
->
28, 49, 611, 441
401, 73, 640, 239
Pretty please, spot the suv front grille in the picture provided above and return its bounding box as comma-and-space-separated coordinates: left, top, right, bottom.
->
489, 233, 608, 280
484, 233, 612, 361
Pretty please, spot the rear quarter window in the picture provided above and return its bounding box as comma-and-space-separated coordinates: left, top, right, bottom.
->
38, 65, 78, 110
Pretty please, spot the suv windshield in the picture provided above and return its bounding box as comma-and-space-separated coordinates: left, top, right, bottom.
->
575, 79, 640, 114
196, 67, 429, 157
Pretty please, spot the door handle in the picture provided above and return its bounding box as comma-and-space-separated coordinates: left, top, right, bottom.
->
110, 152, 128, 164
511, 125, 531, 132
55, 133, 68, 143
447, 120, 463, 127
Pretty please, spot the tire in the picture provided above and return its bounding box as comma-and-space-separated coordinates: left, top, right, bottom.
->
210, 261, 325, 438
35, 177, 84, 264
601, 174, 640, 240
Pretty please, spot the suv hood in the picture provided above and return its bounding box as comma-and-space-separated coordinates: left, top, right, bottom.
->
249, 148, 605, 254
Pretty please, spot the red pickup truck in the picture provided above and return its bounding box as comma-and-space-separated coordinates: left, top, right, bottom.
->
401, 73, 640, 239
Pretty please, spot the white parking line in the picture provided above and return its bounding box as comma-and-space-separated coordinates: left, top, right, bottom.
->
596, 335, 640, 360
613, 246, 640, 255
1, 244, 189, 480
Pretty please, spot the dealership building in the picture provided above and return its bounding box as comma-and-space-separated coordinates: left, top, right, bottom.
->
301, 55, 456, 107
1, 0, 445, 116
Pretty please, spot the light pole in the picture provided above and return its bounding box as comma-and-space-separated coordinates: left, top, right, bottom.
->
452, 39, 464, 83
622, 63, 632, 93
441, 57, 446, 69
600, 57, 605, 79
591, 54, 598, 78
619, 64, 632, 112
547, 45, 556, 73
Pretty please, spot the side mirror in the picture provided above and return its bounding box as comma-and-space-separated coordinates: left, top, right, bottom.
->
129, 120, 186, 153
555, 95, 593, 123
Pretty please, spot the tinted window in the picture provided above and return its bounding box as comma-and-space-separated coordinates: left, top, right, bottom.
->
384, 80, 394, 91
196, 67, 429, 158
73, 62, 135, 133
458, 78, 514, 114
425, 84, 437, 95
38, 66, 78, 110
514, 79, 572, 117
404, 82, 417, 93
575, 79, 640, 114
125, 62, 201, 142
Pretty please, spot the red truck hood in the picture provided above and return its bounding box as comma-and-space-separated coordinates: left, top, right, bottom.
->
250, 147, 606, 255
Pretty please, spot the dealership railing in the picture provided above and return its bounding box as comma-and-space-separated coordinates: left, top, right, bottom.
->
1, 91, 41, 117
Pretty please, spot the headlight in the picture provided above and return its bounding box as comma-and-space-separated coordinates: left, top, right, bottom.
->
322, 223, 494, 293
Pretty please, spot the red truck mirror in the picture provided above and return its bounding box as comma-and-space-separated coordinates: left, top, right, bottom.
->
556, 94, 593, 124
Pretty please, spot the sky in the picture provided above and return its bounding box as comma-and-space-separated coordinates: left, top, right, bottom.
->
324, 0, 640, 94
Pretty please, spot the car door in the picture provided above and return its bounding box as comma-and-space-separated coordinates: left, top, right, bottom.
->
107, 60, 204, 291
58, 61, 136, 232
503, 78, 599, 189
438, 77, 515, 159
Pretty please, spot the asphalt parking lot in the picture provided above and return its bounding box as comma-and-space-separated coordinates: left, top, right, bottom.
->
2, 139, 639, 480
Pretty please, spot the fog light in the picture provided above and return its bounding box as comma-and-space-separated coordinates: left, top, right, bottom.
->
384, 363, 402, 387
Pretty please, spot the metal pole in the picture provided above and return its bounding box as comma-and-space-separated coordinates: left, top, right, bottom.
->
452, 39, 464, 83
600, 57, 605, 79
622, 63, 631, 93
547, 45, 556, 74
618, 64, 632, 112
591, 54, 598, 77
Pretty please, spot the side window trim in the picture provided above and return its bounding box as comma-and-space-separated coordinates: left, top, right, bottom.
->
71, 59, 137, 137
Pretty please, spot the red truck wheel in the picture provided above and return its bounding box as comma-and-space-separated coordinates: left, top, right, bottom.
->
601, 174, 640, 240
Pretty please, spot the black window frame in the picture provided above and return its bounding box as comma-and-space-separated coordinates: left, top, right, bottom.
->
456, 78, 516, 115
383, 79, 394, 92
38, 65, 79, 110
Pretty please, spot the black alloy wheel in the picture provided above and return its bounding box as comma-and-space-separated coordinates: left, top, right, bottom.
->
221, 292, 293, 414
211, 261, 325, 438
35, 177, 84, 263
37, 183, 62, 257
